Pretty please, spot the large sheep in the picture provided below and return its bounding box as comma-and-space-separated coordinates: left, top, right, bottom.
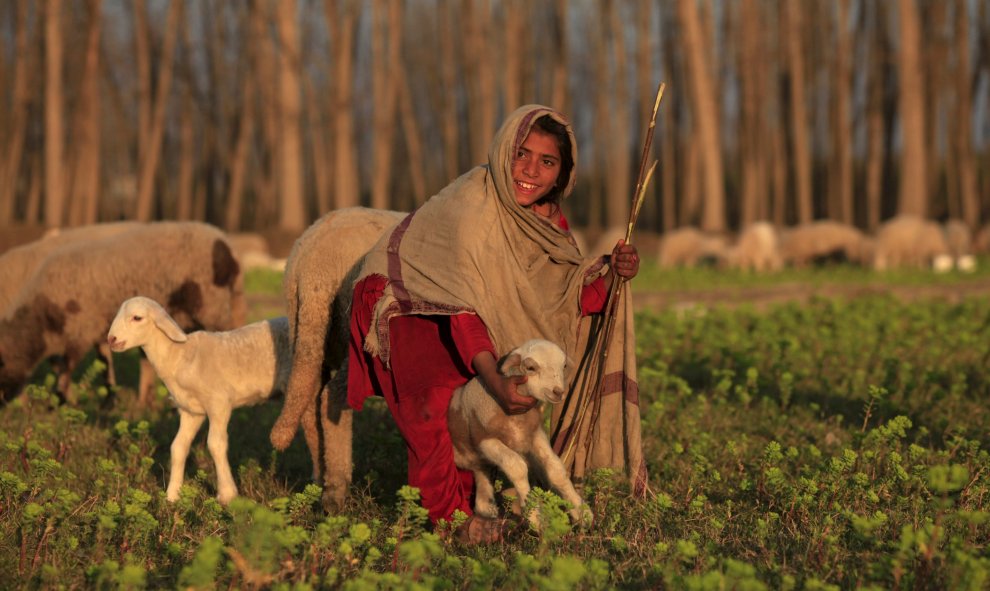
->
778, 220, 874, 268
268, 207, 407, 512
0, 222, 144, 391
725, 221, 783, 272
872, 215, 950, 271
107, 296, 291, 504
0, 222, 142, 315
656, 226, 728, 268
448, 339, 590, 528
0, 221, 245, 404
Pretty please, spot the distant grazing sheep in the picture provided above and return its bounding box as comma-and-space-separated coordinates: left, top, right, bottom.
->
778, 220, 874, 267
872, 215, 950, 271
107, 296, 290, 504
943, 219, 976, 272
448, 339, 591, 529
656, 226, 728, 268
227, 232, 286, 272
725, 221, 783, 272
268, 207, 407, 512
0, 221, 245, 404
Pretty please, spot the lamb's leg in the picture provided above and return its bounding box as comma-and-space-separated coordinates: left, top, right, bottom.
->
167, 410, 206, 502
472, 468, 498, 518
97, 343, 116, 388
205, 406, 238, 504
531, 432, 592, 527
477, 438, 536, 526
319, 372, 352, 513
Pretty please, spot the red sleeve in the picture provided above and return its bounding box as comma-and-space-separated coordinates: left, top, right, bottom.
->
580, 276, 608, 315
449, 313, 496, 374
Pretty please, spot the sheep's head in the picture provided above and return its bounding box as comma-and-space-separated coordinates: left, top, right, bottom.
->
107, 296, 188, 352
499, 339, 570, 404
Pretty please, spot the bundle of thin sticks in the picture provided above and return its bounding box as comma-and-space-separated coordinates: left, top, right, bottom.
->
557, 82, 666, 470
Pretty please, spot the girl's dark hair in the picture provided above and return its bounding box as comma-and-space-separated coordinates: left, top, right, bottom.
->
532, 114, 574, 205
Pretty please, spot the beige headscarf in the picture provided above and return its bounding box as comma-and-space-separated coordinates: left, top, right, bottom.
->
358, 104, 647, 494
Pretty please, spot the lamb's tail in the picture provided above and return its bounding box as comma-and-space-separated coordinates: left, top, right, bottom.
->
270, 279, 328, 450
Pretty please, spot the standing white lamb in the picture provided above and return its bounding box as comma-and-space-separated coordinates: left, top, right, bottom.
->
107, 296, 291, 504
447, 339, 591, 529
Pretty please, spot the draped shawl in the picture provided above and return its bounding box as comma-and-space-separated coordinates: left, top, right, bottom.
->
357, 104, 647, 494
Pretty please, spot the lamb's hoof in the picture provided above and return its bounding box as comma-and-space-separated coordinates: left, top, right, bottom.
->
473, 498, 499, 519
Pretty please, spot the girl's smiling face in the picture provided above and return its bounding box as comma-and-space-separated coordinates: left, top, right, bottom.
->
511, 128, 562, 208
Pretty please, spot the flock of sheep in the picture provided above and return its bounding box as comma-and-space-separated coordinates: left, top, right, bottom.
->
1, 210, 979, 523
0, 209, 588, 526
629, 214, 982, 273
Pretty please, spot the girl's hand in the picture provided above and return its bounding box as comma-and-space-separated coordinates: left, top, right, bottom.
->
608, 239, 640, 282
472, 351, 537, 415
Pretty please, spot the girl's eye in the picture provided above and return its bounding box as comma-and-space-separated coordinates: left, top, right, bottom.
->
543, 159, 555, 167
516, 150, 526, 159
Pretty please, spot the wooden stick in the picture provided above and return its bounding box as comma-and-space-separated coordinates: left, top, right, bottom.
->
556, 82, 665, 466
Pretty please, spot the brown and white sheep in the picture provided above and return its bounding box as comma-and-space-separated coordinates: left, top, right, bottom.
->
0, 221, 245, 404
268, 207, 407, 512
107, 296, 290, 504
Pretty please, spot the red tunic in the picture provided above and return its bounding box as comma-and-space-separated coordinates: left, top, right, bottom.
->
347, 219, 607, 523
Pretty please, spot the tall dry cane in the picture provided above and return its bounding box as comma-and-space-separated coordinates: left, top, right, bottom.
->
554, 82, 665, 470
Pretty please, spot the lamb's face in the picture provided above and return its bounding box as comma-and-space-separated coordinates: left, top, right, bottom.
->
106, 297, 154, 352
513, 340, 569, 404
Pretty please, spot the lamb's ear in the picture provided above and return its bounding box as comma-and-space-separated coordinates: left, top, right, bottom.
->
499, 352, 524, 377
150, 306, 188, 343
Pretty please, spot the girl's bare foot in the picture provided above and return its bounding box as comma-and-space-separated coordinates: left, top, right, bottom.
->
454, 515, 512, 545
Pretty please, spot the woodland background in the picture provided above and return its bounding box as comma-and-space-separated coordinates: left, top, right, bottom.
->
0, 0, 988, 252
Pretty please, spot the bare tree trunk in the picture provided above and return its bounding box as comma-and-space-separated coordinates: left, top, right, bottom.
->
133, 0, 151, 174
226, 69, 255, 229
253, 0, 277, 224
603, 0, 631, 229
636, 0, 658, 230
327, 0, 359, 209
68, 0, 103, 227
0, 0, 33, 225
463, 0, 495, 165
275, 0, 306, 232
864, 0, 886, 232
502, 0, 523, 111
895, 0, 928, 217
396, 65, 427, 206
678, 0, 725, 232
785, 0, 812, 224
438, 1, 461, 182
550, 0, 569, 113
135, 0, 181, 222
370, 0, 400, 210
44, 0, 65, 229
952, 0, 978, 228
832, 0, 853, 225
303, 78, 331, 217
923, 1, 949, 218
176, 92, 195, 222
738, 0, 765, 227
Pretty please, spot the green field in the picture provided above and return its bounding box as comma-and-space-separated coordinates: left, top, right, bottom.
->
1, 268, 988, 589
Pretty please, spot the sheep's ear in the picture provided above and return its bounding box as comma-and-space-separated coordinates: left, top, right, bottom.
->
150, 307, 188, 343
499, 352, 523, 377
522, 357, 540, 375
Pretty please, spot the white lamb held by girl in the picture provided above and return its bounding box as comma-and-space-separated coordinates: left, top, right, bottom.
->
447, 338, 591, 529
107, 296, 291, 504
